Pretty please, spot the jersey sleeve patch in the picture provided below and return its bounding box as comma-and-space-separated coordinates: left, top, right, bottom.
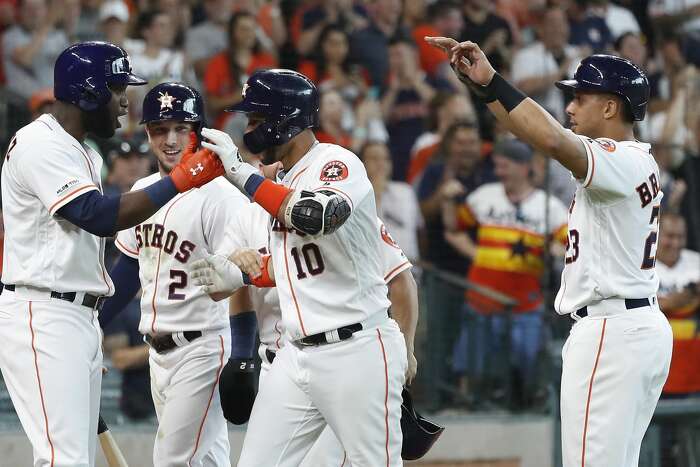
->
320, 160, 349, 182
595, 138, 616, 152
380, 223, 402, 249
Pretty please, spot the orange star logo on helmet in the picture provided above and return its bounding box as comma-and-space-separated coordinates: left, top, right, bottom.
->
158, 92, 176, 110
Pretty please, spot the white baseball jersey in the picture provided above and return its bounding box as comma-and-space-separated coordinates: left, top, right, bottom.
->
555, 134, 663, 314
115, 173, 249, 334
269, 142, 390, 340
225, 202, 412, 348
1, 114, 114, 295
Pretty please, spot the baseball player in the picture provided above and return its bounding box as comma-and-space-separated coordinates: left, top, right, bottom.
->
426, 37, 673, 466
0, 42, 223, 467
192, 69, 410, 466
223, 200, 418, 466
97, 82, 251, 467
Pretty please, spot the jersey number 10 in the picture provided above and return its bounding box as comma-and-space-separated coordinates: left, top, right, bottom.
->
290, 244, 325, 279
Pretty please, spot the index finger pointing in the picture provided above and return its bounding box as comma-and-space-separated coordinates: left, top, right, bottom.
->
424, 36, 458, 51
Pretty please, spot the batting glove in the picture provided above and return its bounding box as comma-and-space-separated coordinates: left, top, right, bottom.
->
169, 133, 224, 192
190, 254, 245, 298
200, 127, 259, 192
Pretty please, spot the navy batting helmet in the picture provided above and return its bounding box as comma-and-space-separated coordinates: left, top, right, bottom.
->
555, 54, 650, 121
140, 82, 204, 126
227, 69, 319, 154
54, 41, 147, 112
400, 388, 445, 460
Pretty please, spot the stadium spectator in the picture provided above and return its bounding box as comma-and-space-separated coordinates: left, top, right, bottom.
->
589, 0, 640, 39
656, 213, 700, 397
510, 6, 586, 122
359, 141, 423, 262
460, 0, 514, 74
204, 11, 276, 129
381, 36, 435, 181
443, 140, 568, 410
27, 87, 53, 119
98, 0, 131, 47
102, 139, 153, 197
407, 92, 476, 186
349, 0, 405, 90
418, 120, 493, 275
566, 0, 613, 54
103, 303, 154, 421
184, 0, 234, 82
315, 88, 386, 152
1, 0, 69, 100
123, 10, 184, 132
295, 0, 367, 58
153, 0, 191, 48
412, 1, 464, 85
72, 0, 101, 41
297, 24, 368, 103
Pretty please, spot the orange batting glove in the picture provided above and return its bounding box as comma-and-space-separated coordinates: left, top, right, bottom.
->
170, 133, 225, 192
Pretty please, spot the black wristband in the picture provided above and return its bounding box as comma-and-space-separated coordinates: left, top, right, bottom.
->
486, 73, 527, 112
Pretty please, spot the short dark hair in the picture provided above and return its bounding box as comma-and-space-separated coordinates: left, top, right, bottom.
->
438, 119, 480, 156
136, 10, 165, 36
427, 0, 461, 21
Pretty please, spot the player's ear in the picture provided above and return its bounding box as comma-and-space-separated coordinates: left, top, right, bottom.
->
603, 96, 621, 121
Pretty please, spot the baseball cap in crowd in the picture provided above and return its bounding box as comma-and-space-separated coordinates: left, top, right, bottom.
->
492, 139, 533, 164
106, 137, 150, 168
99, 0, 129, 23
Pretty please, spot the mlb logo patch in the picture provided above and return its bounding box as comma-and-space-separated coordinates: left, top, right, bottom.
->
320, 161, 348, 181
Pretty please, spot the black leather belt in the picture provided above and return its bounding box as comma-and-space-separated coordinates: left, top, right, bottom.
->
145, 331, 202, 354
265, 348, 276, 364
1, 283, 105, 311
576, 298, 650, 319
298, 323, 364, 346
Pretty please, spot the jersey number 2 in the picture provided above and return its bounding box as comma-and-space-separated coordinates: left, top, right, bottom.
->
168, 270, 187, 300
290, 244, 325, 279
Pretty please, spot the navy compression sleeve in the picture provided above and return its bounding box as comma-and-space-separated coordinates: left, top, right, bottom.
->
56, 177, 178, 237
99, 254, 141, 328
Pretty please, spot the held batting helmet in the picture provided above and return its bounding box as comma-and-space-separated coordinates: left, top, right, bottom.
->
555, 54, 650, 121
227, 69, 319, 154
400, 388, 445, 460
54, 41, 147, 112
140, 82, 204, 127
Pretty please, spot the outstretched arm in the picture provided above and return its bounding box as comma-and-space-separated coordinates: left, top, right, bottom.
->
425, 37, 588, 179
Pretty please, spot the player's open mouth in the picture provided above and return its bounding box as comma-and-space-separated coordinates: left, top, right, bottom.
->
163, 149, 181, 158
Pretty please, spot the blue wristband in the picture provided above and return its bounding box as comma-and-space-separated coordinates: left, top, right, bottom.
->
243, 173, 265, 198
230, 311, 258, 359
143, 176, 178, 208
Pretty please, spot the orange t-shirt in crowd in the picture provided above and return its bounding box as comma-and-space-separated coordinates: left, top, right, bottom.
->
412, 24, 448, 76
203, 51, 277, 128
314, 129, 352, 150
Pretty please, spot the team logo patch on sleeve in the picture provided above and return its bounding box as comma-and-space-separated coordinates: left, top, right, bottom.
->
320, 161, 349, 181
595, 138, 616, 152
380, 224, 401, 249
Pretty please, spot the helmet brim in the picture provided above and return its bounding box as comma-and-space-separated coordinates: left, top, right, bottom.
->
555, 79, 580, 92
127, 74, 148, 86
226, 99, 257, 113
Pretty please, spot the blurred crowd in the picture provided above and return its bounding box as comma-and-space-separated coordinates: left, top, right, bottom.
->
1, 0, 700, 421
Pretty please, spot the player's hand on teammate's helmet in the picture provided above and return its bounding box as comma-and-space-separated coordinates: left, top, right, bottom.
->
424, 36, 496, 92
190, 254, 245, 300
219, 358, 257, 425
200, 127, 259, 190
169, 133, 225, 192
